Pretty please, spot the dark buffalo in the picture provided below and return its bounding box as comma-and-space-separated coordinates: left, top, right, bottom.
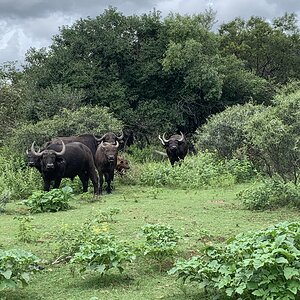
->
30, 141, 98, 194
116, 156, 130, 176
158, 132, 188, 166
95, 141, 119, 194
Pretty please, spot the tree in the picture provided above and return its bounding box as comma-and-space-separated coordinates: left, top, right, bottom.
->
219, 14, 300, 83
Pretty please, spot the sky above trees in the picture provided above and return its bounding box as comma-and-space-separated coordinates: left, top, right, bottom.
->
0, 0, 299, 65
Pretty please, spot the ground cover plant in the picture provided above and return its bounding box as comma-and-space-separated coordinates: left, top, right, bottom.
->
0, 183, 299, 300
170, 221, 300, 299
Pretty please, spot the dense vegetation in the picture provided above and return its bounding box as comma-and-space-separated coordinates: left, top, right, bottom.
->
1, 6, 300, 300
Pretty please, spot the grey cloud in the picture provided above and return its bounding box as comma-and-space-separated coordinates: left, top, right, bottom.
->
0, 0, 157, 19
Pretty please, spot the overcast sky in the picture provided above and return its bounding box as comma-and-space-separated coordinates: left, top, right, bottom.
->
0, 0, 300, 66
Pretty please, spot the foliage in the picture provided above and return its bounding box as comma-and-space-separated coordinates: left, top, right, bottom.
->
196, 102, 266, 158
219, 14, 300, 84
140, 224, 180, 262
238, 179, 300, 210
21, 7, 279, 141
170, 221, 300, 299
14, 216, 37, 243
0, 151, 41, 201
9, 105, 123, 153
29, 84, 85, 121
22, 187, 73, 213
0, 249, 40, 290
71, 233, 135, 275
139, 152, 256, 189
245, 89, 300, 184
52, 210, 112, 263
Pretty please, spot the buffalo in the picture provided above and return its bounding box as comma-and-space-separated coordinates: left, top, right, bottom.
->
30, 140, 98, 194
158, 132, 188, 166
116, 156, 130, 176
95, 141, 119, 194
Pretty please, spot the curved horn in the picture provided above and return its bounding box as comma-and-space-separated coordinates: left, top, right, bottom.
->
158, 134, 165, 146
162, 132, 170, 143
30, 142, 43, 157
177, 131, 184, 142
116, 131, 124, 140
53, 140, 66, 156
94, 133, 107, 142
113, 140, 119, 148
26, 149, 29, 155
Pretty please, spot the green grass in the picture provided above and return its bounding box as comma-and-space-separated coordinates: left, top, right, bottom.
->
1, 184, 299, 300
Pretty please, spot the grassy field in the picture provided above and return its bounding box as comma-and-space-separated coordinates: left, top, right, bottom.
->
1, 183, 299, 300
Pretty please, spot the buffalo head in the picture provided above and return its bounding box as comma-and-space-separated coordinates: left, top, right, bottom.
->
99, 141, 119, 163
30, 140, 66, 171
158, 131, 185, 152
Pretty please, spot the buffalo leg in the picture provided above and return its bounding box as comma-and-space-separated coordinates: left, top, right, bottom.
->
43, 179, 51, 192
104, 172, 112, 194
88, 168, 99, 195
98, 171, 104, 195
79, 173, 89, 193
53, 178, 62, 189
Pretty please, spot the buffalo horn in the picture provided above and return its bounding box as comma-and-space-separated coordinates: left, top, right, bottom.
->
177, 131, 184, 142
30, 142, 44, 157
117, 131, 124, 140
94, 133, 107, 142
53, 140, 66, 156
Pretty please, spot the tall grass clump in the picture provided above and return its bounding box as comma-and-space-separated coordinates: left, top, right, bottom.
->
138, 151, 256, 189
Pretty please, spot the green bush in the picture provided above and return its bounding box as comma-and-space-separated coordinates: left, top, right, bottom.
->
238, 179, 300, 210
22, 187, 73, 213
0, 249, 40, 290
169, 221, 300, 299
139, 152, 256, 189
140, 224, 180, 261
71, 233, 135, 275
52, 211, 113, 263
196, 103, 265, 158
9, 105, 123, 153
245, 89, 300, 184
0, 152, 41, 201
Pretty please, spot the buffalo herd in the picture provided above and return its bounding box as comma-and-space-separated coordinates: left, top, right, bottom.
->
26, 131, 189, 195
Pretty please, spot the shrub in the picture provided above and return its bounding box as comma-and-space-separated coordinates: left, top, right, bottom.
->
9, 105, 123, 153
245, 89, 300, 184
0, 249, 40, 290
196, 103, 265, 158
0, 152, 41, 201
52, 210, 114, 263
140, 224, 180, 261
71, 233, 135, 275
238, 179, 300, 210
22, 186, 73, 213
139, 152, 256, 189
169, 221, 300, 299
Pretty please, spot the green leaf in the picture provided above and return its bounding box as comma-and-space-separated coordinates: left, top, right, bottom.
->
21, 272, 30, 283
1, 269, 12, 279
95, 264, 105, 274
284, 267, 299, 280
275, 257, 288, 264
